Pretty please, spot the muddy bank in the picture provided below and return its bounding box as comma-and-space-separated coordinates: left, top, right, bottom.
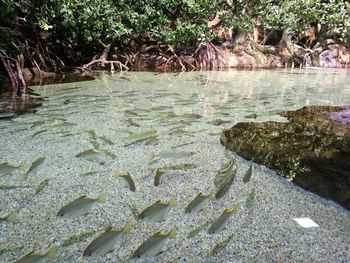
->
220, 106, 350, 209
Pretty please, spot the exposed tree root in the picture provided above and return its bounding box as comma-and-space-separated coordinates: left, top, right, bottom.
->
82, 59, 129, 72
0, 48, 26, 94
195, 42, 228, 70
82, 41, 129, 72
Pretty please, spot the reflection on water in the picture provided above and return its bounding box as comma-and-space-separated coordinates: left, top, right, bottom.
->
0, 69, 349, 262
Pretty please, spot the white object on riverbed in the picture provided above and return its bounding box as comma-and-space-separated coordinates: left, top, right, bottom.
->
293, 217, 319, 228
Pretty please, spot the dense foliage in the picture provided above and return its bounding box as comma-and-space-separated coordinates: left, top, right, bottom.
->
0, 0, 349, 77
1, 0, 348, 51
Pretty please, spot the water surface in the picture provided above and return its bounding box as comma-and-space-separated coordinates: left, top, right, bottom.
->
1, 69, 349, 262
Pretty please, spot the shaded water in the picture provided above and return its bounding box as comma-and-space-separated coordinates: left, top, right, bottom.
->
0, 69, 349, 262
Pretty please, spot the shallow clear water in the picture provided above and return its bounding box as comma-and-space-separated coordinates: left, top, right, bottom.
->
1, 69, 349, 262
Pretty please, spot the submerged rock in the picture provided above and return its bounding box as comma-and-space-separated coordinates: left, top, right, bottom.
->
220, 105, 350, 209
326, 105, 350, 126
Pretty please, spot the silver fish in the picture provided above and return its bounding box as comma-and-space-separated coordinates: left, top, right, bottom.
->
125, 118, 140, 127
185, 193, 213, 213
75, 149, 113, 161
245, 188, 256, 209
132, 228, 176, 258
154, 150, 195, 159
83, 221, 132, 257
29, 120, 46, 129
99, 135, 114, 145
138, 199, 176, 222
0, 162, 19, 175
243, 161, 253, 183
154, 169, 165, 187
31, 129, 47, 138
0, 211, 18, 223
35, 179, 49, 195
124, 135, 159, 147
114, 172, 136, 192
23, 157, 45, 180
208, 208, 237, 234
121, 129, 157, 141
15, 246, 57, 263
57, 194, 106, 218
160, 163, 197, 170
214, 158, 236, 199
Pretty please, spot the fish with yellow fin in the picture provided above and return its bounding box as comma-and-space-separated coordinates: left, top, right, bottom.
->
208, 206, 238, 234
154, 168, 165, 186
132, 228, 176, 258
185, 192, 213, 214
114, 172, 136, 192
15, 246, 57, 263
243, 161, 253, 183
138, 198, 176, 222
83, 220, 132, 257
0, 162, 20, 175
22, 157, 45, 180
57, 194, 106, 218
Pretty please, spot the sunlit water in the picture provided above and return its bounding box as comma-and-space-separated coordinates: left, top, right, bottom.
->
1, 69, 349, 262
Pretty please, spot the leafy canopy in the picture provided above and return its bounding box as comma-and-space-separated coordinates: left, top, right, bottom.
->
1, 0, 349, 51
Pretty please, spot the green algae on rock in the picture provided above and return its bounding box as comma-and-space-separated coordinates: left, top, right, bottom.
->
220, 105, 350, 209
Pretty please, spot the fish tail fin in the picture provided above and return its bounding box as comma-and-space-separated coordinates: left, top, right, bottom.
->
122, 220, 132, 234
168, 198, 176, 207
6, 211, 18, 222
208, 192, 215, 200
156, 168, 165, 175
113, 172, 121, 177
225, 203, 240, 214
97, 193, 108, 203
223, 208, 234, 214
114, 172, 126, 178
168, 227, 177, 238
45, 246, 58, 260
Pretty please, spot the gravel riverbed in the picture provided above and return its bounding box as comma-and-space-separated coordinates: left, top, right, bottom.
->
1, 70, 349, 262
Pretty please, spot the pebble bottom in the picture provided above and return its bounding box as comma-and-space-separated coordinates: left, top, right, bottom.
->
1, 70, 350, 263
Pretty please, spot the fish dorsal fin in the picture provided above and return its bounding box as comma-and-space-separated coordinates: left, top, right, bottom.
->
156, 168, 165, 176
45, 246, 58, 260
155, 200, 162, 204
122, 220, 132, 234
105, 226, 114, 232
223, 208, 230, 213
197, 192, 203, 197
78, 195, 87, 199
97, 193, 107, 202
168, 227, 177, 238
153, 231, 163, 237
208, 192, 215, 200
168, 198, 176, 207
26, 251, 36, 257
113, 172, 121, 177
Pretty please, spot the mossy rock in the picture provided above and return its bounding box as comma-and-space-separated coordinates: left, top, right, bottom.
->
221, 106, 350, 209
